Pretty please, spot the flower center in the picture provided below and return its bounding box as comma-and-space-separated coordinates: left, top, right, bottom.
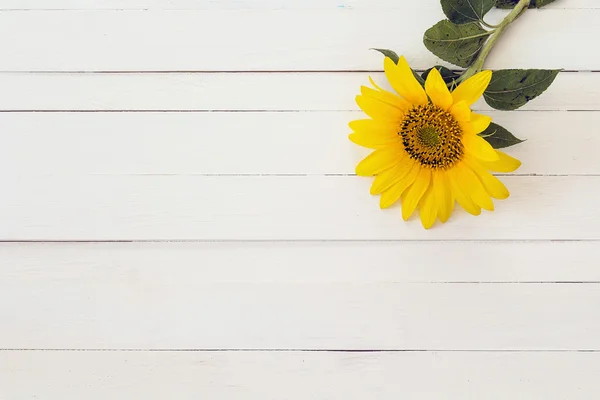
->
399, 103, 464, 170
416, 126, 441, 148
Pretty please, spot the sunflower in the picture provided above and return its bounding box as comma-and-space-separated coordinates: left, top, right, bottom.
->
350, 56, 521, 229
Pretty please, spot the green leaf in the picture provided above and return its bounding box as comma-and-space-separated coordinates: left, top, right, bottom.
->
371, 48, 399, 64
423, 20, 491, 68
495, 0, 557, 8
371, 48, 425, 86
413, 70, 426, 87
483, 69, 560, 110
479, 123, 525, 149
422, 66, 461, 86
535, 0, 558, 6
441, 0, 495, 24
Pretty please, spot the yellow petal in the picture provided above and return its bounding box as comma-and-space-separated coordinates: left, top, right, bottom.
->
465, 156, 510, 200
356, 95, 403, 122
384, 56, 428, 105
471, 112, 492, 134
433, 171, 454, 223
480, 150, 522, 172
355, 145, 403, 176
401, 167, 431, 221
450, 100, 471, 122
349, 132, 399, 149
349, 119, 399, 136
380, 162, 420, 209
361, 85, 410, 113
463, 133, 500, 162
452, 70, 492, 107
370, 157, 412, 195
454, 163, 494, 211
425, 68, 453, 111
447, 169, 481, 216
419, 184, 437, 229
366, 76, 412, 112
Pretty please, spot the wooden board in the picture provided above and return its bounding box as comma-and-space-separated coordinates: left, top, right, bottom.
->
1, 280, 600, 349
0, 72, 592, 111
0, 8, 595, 71
1, 351, 599, 399
2, 175, 599, 240
2, 242, 600, 283
0, 111, 596, 175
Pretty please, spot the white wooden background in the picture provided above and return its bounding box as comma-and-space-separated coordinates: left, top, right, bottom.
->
1, 0, 599, 398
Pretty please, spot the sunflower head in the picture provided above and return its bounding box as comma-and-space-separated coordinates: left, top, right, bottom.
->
349, 56, 521, 229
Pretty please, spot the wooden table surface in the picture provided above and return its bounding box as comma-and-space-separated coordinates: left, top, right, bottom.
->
0, 1, 599, 398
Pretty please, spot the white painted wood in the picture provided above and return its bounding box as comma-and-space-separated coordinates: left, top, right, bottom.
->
1, 351, 599, 399
2, 0, 595, 10
2, 176, 599, 240
0, 9, 594, 71
0, 1, 598, 396
0, 111, 594, 176
1, 279, 600, 349
0, 72, 591, 111
2, 241, 599, 284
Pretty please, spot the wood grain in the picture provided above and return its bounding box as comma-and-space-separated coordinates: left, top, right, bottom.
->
0, 9, 594, 71
1, 351, 599, 399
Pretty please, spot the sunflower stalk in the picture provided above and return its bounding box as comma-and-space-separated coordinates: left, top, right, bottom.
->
457, 0, 531, 83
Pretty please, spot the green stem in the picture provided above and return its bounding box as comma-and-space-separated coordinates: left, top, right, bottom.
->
457, 0, 531, 83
